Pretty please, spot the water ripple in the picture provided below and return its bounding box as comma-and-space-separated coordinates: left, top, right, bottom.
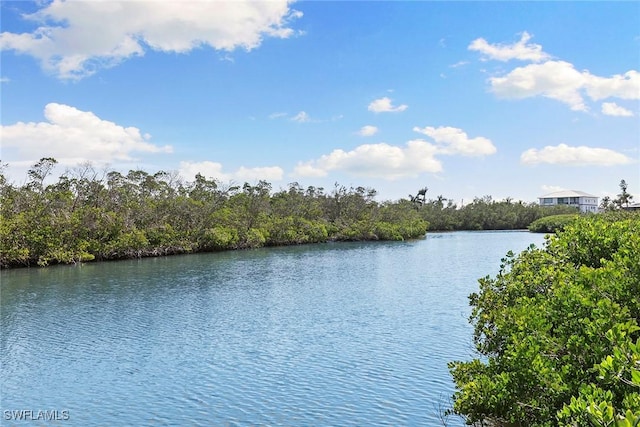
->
1, 232, 546, 426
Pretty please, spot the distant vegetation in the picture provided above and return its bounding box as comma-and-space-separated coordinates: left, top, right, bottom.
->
448, 211, 640, 426
0, 158, 578, 268
528, 213, 579, 233
600, 179, 635, 211
418, 195, 577, 231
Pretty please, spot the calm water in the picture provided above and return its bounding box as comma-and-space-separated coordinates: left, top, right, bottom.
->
1, 231, 546, 426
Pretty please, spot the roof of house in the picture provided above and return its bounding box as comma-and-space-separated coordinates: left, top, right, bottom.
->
538, 190, 598, 199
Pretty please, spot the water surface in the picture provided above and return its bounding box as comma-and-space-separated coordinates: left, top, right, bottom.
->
1, 231, 546, 426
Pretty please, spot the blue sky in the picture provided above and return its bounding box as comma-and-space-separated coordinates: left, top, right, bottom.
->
1, 1, 639, 204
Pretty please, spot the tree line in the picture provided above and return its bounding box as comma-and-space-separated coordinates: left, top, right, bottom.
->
0, 158, 429, 268
0, 158, 578, 268
417, 194, 577, 231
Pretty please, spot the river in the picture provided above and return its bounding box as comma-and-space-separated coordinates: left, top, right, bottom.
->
1, 230, 546, 426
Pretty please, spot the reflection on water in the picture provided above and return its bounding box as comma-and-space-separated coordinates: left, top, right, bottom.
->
1, 231, 545, 426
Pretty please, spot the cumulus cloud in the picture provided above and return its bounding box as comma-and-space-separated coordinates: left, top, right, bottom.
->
290, 162, 328, 178
469, 31, 550, 62
586, 71, 640, 101
0, 0, 302, 79
1, 103, 172, 168
488, 61, 640, 111
179, 161, 283, 182
179, 161, 228, 181
489, 61, 588, 110
293, 141, 442, 180
472, 32, 640, 111
412, 126, 497, 156
294, 125, 495, 180
520, 143, 634, 166
601, 102, 634, 117
357, 125, 379, 136
368, 97, 408, 113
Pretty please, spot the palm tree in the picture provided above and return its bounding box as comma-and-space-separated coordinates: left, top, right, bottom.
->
616, 179, 633, 208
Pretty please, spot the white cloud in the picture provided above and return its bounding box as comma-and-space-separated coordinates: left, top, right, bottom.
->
471, 32, 640, 111
293, 125, 496, 180
0, 0, 302, 79
291, 162, 328, 178
469, 31, 550, 62
0, 77, 9, 83
291, 111, 311, 123
412, 126, 497, 156
357, 125, 379, 137
450, 61, 469, 68
520, 143, 634, 166
490, 62, 640, 111
179, 161, 283, 182
270, 111, 326, 123
586, 71, 640, 101
179, 161, 229, 181
1, 103, 172, 168
489, 60, 588, 111
601, 102, 634, 117
368, 97, 408, 113
293, 141, 442, 180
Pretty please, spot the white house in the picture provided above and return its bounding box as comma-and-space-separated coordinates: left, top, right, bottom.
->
538, 190, 599, 213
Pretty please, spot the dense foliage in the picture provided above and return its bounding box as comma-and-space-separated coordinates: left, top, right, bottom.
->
448, 212, 640, 426
528, 213, 580, 233
0, 158, 429, 268
0, 158, 585, 268
418, 195, 578, 231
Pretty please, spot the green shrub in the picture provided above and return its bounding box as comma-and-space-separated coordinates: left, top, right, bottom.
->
528, 213, 579, 233
200, 226, 239, 250
374, 222, 404, 241
243, 228, 267, 248
449, 213, 640, 426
